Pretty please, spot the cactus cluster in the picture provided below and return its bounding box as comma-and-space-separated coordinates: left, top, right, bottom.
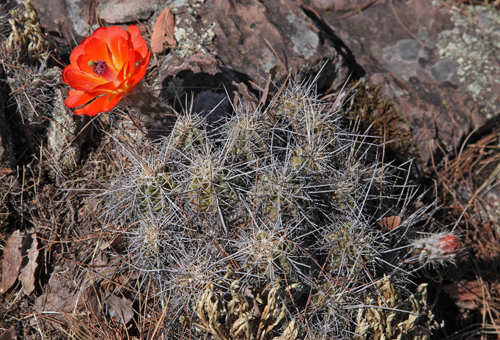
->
99, 79, 447, 339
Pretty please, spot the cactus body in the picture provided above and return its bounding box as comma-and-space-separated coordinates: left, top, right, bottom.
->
99, 79, 445, 339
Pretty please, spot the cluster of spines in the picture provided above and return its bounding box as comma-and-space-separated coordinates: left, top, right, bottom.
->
101, 79, 436, 339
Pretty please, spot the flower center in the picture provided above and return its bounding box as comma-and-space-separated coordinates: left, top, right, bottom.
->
90, 60, 108, 76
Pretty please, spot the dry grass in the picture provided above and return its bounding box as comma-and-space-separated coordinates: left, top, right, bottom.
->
428, 122, 500, 339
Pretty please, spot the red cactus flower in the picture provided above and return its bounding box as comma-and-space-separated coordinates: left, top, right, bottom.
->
62, 25, 151, 116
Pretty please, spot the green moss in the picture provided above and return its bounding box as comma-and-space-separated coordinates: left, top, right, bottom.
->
346, 80, 415, 163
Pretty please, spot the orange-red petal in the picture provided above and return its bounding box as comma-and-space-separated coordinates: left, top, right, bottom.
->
65, 90, 96, 108
63, 68, 107, 91
74, 94, 112, 116
116, 44, 137, 83
103, 93, 123, 111
84, 38, 114, 72
76, 54, 96, 74
69, 43, 88, 69
62, 64, 77, 84
109, 36, 130, 72
127, 52, 151, 86
65, 85, 117, 108
92, 26, 128, 47
128, 25, 149, 58
126, 45, 137, 76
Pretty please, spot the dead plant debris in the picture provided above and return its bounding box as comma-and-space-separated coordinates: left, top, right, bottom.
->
0, 230, 23, 294
151, 7, 177, 54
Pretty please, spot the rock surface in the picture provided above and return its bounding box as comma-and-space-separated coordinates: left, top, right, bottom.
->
98, 0, 158, 24
23, 0, 500, 168
306, 0, 375, 12
27, 0, 96, 48
190, 0, 352, 90
316, 0, 497, 166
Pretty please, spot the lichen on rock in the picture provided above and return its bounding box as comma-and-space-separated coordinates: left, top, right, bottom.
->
152, 0, 217, 58
434, 2, 500, 116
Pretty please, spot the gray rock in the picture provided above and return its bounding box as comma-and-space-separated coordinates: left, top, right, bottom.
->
426, 59, 458, 83
396, 39, 423, 63
188, 0, 351, 90
305, 0, 379, 12
98, 0, 158, 24
28, 0, 93, 45
324, 0, 494, 166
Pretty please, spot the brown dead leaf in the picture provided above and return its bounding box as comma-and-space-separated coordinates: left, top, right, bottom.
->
34, 262, 80, 316
260, 65, 280, 106
151, 7, 177, 54
444, 280, 485, 310
377, 216, 401, 231
242, 284, 261, 317
0, 230, 23, 294
104, 291, 133, 326
99, 234, 126, 250
0, 327, 16, 340
93, 253, 119, 282
0, 167, 14, 177
18, 234, 39, 295
83, 282, 103, 317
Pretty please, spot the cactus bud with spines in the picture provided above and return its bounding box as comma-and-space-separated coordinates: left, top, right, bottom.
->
255, 167, 308, 222
136, 171, 176, 213
225, 107, 273, 165
171, 112, 206, 153
185, 152, 239, 215
235, 225, 304, 285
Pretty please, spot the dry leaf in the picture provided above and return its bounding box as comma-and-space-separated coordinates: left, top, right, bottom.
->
377, 216, 401, 231
444, 280, 484, 310
260, 65, 280, 106
0, 230, 23, 294
83, 282, 103, 317
0, 327, 16, 340
34, 268, 79, 314
151, 8, 176, 54
242, 284, 261, 317
99, 234, 126, 250
18, 234, 39, 295
93, 253, 119, 282
104, 292, 133, 325
0, 167, 14, 176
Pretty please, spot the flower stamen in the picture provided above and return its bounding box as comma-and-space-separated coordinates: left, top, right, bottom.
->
92, 60, 108, 76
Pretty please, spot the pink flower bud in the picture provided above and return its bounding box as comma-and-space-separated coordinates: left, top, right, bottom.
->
435, 234, 461, 256
409, 232, 462, 266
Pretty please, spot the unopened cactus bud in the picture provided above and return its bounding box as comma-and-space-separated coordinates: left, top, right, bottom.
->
410, 232, 462, 265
